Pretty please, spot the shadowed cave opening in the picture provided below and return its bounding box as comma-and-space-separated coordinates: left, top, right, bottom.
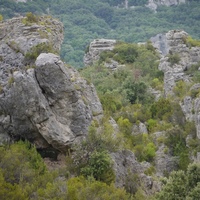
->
37, 147, 60, 161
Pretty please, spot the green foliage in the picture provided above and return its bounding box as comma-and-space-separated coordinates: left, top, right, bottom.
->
0, 141, 46, 184
113, 43, 139, 64
185, 62, 200, 83
165, 126, 190, 170
131, 134, 156, 162
167, 53, 181, 66
0, 141, 130, 199
185, 36, 200, 48
23, 12, 38, 24
156, 163, 200, 200
117, 117, 132, 135
0, 170, 28, 200
37, 180, 67, 200
173, 80, 191, 98
123, 78, 150, 104
150, 98, 172, 120
81, 151, 115, 184
25, 42, 56, 62
100, 93, 122, 114
0, 14, 3, 21
67, 176, 130, 200
156, 170, 187, 200
69, 120, 121, 183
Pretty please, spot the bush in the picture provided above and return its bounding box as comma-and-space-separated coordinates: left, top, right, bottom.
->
173, 80, 190, 98
0, 170, 28, 200
81, 151, 115, 184
25, 42, 56, 62
0, 14, 3, 21
22, 12, 39, 25
185, 36, 200, 48
156, 163, 200, 200
67, 176, 129, 200
0, 141, 46, 184
167, 53, 180, 66
150, 98, 172, 120
113, 43, 139, 64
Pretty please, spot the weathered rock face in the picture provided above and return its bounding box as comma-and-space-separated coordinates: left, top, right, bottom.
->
111, 150, 152, 191
0, 17, 103, 151
146, 0, 186, 11
151, 30, 200, 96
83, 39, 116, 66
151, 30, 200, 140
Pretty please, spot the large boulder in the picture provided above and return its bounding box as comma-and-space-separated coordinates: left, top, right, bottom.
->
0, 16, 103, 152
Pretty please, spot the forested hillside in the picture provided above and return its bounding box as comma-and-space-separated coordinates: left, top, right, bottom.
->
0, 0, 200, 67
0, 1, 200, 199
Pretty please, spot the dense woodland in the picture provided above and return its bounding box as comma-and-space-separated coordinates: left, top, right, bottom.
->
1, 0, 200, 199
0, 0, 200, 67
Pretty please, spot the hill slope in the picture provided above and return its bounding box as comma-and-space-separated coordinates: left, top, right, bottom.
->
0, 0, 200, 67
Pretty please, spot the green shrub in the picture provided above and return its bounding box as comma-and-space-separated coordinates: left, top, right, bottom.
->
81, 151, 115, 184
0, 170, 28, 200
67, 176, 129, 200
173, 80, 191, 98
0, 14, 3, 21
0, 141, 46, 184
117, 117, 132, 135
147, 118, 157, 133
156, 163, 200, 200
25, 42, 56, 62
165, 126, 190, 170
185, 36, 200, 48
22, 12, 38, 25
167, 53, 180, 66
132, 134, 156, 162
150, 98, 172, 120
113, 43, 139, 64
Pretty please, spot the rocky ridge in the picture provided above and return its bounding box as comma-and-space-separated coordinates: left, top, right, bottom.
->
0, 16, 103, 152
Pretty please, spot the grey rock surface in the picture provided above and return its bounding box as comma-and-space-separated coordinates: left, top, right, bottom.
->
132, 122, 148, 135
146, 0, 186, 11
111, 150, 152, 190
155, 144, 178, 176
84, 39, 116, 66
151, 30, 200, 139
151, 30, 200, 96
0, 17, 103, 152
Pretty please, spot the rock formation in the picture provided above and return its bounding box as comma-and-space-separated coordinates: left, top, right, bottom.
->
151, 30, 200, 140
111, 150, 152, 191
84, 39, 116, 66
146, 0, 186, 11
0, 16, 103, 152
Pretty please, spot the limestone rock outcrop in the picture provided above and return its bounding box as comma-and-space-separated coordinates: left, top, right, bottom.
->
146, 0, 186, 11
0, 16, 103, 152
83, 39, 116, 66
151, 30, 200, 140
151, 30, 200, 96
111, 150, 152, 190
